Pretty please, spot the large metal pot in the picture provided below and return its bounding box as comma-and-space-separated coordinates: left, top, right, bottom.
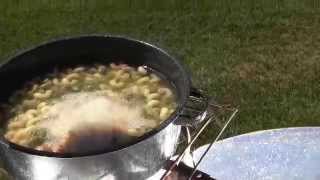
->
0, 35, 204, 180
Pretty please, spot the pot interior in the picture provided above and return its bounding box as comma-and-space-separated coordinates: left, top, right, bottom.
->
0, 36, 191, 156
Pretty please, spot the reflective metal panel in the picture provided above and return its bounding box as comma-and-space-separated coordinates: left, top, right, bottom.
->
193, 127, 320, 180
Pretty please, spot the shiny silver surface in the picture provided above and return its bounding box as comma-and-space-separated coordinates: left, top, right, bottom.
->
193, 127, 320, 180
0, 35, 208, 180
0, 87, 211, 180
0, 123, 181, 180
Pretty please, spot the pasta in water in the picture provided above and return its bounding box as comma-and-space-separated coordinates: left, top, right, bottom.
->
1, 63, 177, 153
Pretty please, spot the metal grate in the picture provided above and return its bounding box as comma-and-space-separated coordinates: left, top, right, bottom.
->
161, 90, 238, 180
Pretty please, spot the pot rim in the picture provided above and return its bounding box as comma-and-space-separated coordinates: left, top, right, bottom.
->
0, 34, 192, 158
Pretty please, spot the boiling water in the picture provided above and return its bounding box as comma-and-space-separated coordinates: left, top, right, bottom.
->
38, 92, 155, 153
2, 64, 177, 154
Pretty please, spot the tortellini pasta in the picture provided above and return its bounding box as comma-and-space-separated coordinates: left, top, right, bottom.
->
1, 63, 177, 149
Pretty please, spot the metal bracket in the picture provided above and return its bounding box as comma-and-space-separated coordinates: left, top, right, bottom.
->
161, 96, 239, 180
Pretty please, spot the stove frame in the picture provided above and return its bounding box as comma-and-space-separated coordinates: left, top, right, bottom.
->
161, 89, 239, 180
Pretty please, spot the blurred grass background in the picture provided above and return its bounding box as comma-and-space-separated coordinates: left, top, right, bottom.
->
0, 0, 320, 147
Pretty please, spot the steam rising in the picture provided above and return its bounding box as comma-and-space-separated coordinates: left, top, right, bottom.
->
39, 92, 154, 152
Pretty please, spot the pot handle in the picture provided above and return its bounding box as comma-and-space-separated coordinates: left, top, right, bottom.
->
162, 95, 239, 180
174, 87, 210, 126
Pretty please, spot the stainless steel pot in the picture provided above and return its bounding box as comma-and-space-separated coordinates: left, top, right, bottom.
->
1, 123, 181, 180
0, 35, 207, 180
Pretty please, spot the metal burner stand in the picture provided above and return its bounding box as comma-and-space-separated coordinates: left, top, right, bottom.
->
161, 89, 239, 180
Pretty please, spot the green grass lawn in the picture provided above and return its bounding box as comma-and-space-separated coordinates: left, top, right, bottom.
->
0, 0, 320, 148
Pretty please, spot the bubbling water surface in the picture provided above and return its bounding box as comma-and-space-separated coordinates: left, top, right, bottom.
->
2, 63, 177, 153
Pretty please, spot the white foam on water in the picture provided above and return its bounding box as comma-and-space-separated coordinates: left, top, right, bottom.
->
38, 92, 154, 151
